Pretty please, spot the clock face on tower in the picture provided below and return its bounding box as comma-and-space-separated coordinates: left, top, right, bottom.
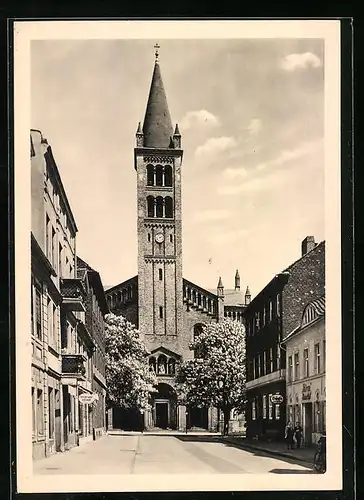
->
155, 233, 164, 244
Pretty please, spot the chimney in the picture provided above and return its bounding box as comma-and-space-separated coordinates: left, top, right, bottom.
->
301, 236, 316, 256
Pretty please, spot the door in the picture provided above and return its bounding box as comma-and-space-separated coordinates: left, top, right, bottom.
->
189, 406, 208, 429
304, 403, 312, 446
155, 403, 168, 429
62, 386, 68, 446
55, 389, 62, 451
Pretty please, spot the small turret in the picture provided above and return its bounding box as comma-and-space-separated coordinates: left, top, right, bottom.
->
173, 123, 181, 148
235, 269, 240, 291
245, 286, 251, 305
136, 122, 144, 147
217, 277, 224, 322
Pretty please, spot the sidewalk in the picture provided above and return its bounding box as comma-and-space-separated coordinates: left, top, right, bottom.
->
220, 436, 315, 465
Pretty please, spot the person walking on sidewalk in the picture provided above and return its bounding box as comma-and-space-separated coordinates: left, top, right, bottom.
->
284, 421, 294, 450
294, 422, 303, 449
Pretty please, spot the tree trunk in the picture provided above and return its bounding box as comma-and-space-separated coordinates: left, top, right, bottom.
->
223, 407, 230, 436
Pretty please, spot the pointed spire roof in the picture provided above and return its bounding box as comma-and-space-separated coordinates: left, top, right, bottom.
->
174, 123, 181, 136
136, 121, 142, 134
245, 285, 251, 295
235, 269, 240, 278
217, 276, 224, 288
142, 60, 174, 148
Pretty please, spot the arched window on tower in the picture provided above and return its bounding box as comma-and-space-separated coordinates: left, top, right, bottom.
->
193, 323, 205, 359
127, 286, 132, 300
147, 165, 154, 186
117, 291, 122, 304
155, 165, 163, 186
165, 197, 173, 218
156, 196, 164, 218
164, 165, 172, 187
192, 290, 197, 304
122, 288, 127, 303
147, 196, 154, 218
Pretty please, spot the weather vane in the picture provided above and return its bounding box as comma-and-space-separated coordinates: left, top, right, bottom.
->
154, 43, 160, 61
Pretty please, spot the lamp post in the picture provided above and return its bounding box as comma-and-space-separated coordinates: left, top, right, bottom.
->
140, 409, 144, 434
218, 380, 224, 435
185, 410, 188, 434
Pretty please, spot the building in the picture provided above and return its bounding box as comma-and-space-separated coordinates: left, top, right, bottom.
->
31, 129, 107, 459
77, 257, 109, 440
244, 237, 325, 442
104, 49, 249, 432
282, 295, 325, 446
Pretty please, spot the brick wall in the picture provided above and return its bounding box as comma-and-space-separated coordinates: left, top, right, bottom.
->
282, 242, 325, 338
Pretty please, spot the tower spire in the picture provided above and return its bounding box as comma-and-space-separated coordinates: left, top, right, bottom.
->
142, 44, 174, 149
235, 269, 240, 291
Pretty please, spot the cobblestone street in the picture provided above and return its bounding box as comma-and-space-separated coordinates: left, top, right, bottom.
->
34, 432, 315, 475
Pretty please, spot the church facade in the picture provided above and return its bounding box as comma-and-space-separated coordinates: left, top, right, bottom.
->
105, 50, 250, 432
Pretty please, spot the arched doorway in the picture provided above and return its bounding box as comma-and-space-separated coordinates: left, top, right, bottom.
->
151, 383, 177, 430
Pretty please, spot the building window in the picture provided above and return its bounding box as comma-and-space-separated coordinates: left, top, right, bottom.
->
323, 340, 326, 372
48, 387, 54, 439
268, 394, 273, 420
269, 301, 273, 322
275, 404, 280, 420
31, 387, 36, 436
270, 347, 274, 373
170, 234, 173, 243
252, 400, 256, 420
47, 298, 54, 346
315, 343, 321, 374
164, 165, 172, 186
277, 344, 281, 370
304, 348, 309, 378
156, 196, 164, 218
46, 214, 50, 261
262, 394, 267, 419
263, 351, 267, 376
52, 226, 57, 269
159, 306, 163, 319
288, 355, 293, 382
148, 233, 151, 242
155, 165, 163, 186
294, 352, 300, 380
165, 196, 173, 218
257, 355, 261, 378
276, 293, 281, 316
147, 196, 154, 217
37, 389, 44, 436
147, 165, 154, 186
159, 268, 163, 280
35, 286, 42, 339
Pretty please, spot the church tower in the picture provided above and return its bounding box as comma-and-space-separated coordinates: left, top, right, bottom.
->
134, 46, 184, 347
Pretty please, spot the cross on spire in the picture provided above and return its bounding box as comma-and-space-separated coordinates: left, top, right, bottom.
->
154, 43, 160, 61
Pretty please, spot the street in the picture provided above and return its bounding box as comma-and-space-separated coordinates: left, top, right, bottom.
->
33, 433, 315, 475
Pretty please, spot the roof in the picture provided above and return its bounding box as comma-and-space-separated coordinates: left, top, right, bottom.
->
207, 288, 246, 307
104, 275, 138, 293
142, 61, 174, 148
76, 256, 109, 314
282, 295, 325, 342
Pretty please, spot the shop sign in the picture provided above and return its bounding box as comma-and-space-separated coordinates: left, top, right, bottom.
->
270, 394, 283, 404
302, 383, 311, 401
79, 392, 99, 405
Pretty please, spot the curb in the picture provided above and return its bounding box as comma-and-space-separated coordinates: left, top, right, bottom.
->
221, 438, 314, 466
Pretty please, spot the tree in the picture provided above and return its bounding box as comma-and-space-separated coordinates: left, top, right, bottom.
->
176, 319, 246, 435
104, 313, 157, 411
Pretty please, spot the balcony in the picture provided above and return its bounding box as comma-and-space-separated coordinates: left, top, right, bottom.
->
246, 369, 286, 390
62, 353, 87, 378
61, 278, 86, 312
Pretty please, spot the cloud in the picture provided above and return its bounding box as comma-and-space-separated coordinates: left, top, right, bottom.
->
218, 140, 322, 195
194, 209, 231, 223
180, 109, 220, 131
223, 167, 248, 180
195, 136, 237, 158
247, 118, 262, 136
280, 52, 322, 71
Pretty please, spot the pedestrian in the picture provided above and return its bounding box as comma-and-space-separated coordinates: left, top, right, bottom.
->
294, 422, 303, 449
284, 421, 294, 450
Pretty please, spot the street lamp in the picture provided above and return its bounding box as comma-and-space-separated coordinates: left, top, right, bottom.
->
185, 410, 188, 434
140, 409, 144, 434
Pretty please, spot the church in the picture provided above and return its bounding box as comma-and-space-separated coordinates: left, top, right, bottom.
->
105, 46, 250, 432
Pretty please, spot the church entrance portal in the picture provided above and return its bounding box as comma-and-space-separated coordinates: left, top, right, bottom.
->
155, 402, 168, 429
151, 383, 177, 430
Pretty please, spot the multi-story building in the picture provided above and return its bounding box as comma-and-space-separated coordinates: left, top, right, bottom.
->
77, 257, 109, 440
30, 129, 106, 459
104, 49, 250, 433
244, 236, 325, 442
282, 295, 325, 446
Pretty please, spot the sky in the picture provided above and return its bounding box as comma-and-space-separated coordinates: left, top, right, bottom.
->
31, 38, 325, 296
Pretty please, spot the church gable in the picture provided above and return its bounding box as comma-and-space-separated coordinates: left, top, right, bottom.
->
149, 346, 181, 359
